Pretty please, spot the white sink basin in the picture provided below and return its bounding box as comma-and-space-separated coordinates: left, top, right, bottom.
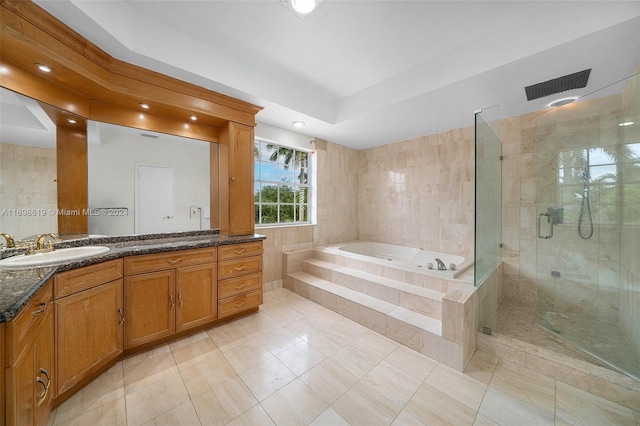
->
0, 246, 110, 268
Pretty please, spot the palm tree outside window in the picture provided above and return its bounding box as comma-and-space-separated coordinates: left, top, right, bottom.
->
254, 138, 311, 225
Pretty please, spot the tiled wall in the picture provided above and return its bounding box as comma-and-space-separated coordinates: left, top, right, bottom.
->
0, 143, 57, 240
262, 139, 359, 290
358, 127, 475, 256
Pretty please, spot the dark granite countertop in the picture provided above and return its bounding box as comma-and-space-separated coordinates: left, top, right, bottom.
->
0, 230, 266, 323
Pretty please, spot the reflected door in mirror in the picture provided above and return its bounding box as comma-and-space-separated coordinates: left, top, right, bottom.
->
136, 165, 174, 234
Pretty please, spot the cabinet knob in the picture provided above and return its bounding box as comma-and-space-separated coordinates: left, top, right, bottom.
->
231, 176, 236, 182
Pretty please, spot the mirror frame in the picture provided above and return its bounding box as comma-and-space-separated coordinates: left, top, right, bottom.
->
1, 0, 261, 238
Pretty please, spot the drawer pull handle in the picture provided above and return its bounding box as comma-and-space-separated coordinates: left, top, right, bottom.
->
234, 248, 247, 255
170, 294, 174, 310
167, 257, 184, 265
32, 301, 47, 316
178, 293, 183, 308
118, 308, 125, 325
233, 283, 246, 289
233, 265, 247, 272
36, 368, 51, 406
234, 300, 247, 308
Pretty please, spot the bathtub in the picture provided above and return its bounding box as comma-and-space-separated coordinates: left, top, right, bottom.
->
323, 241, 473, 279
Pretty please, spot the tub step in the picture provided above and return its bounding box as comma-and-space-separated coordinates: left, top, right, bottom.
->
302, 258, 444, 320
289, 271, 442, 352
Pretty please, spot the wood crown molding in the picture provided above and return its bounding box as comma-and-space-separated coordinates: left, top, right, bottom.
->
0, 0, 262, 133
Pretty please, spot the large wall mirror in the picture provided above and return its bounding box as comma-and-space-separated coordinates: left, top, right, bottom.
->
0, 87, 217, 241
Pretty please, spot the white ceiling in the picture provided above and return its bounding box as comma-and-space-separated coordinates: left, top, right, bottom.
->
14, 1, 640, 149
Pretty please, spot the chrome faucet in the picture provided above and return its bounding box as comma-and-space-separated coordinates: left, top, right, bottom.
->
0, 233, 16, 249
434, 258, 446, 271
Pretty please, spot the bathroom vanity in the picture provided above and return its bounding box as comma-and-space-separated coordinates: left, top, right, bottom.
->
1, 233, 265, 424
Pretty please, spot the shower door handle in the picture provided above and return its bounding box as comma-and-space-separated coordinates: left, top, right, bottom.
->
537, 213, 553, 239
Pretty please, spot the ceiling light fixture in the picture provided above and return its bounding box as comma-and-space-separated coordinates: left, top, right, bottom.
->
618, 121, 634, 127
67, 119, 76, 124
36, 64, 53, 73
140, 103, 150, 109
292, 121, 305, 128
548, 97, 578, 108
291, 0, 316, 14
189, 115, 197, 121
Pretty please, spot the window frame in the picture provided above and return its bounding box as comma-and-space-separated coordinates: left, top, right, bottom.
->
254, 137, 314, 227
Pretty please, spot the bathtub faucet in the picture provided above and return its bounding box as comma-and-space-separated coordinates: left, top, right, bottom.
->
434, 258, 446, 271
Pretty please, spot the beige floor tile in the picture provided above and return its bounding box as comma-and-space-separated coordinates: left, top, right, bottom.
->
331, 317, 371, 339
472, 413, 499, 425
307, 307, 346, 327
391, 410, 425, 426
331, 385, 395, 426
53, 364, 124, 425
286, 316, 329, 339
275, 340, 326, 376
384, 345, 437, 382
489, 358, 556, 415
122, 344, 172, 371
425, 363, 487, 411
206, 320, 252, 350
309, 407, 350, 426
54, 398, 126, 426
405, 383, 477, 426
123, 347, 178, 395
142, 401, 201, 426
238, 356, 297, 401
261, 379, 328, 425
464, 350, 498, 385
330, 342, 384, 379
300, 359, 359, 404
357, 360, 423, 418
227, 404, 276, 426
262, 303, 306, 325
169, 332, 220, 372
191, 377, 258, 425
257, 327, 304, 355
237, 310, 278, 332
478, 387, 553, 426
633, 409, 640, 424
125, 371, 190, 426
222, 339, 273, 373
180, 351, 237, 398
352, 330, 399, 359
555, 381, 636, 426
303, 327, 352, 357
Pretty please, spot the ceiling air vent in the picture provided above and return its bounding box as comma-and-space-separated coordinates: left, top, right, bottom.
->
525, 69, 591, 101
139, 132, 159, 139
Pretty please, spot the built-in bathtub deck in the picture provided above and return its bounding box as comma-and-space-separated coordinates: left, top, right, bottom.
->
283, 246, 478, 371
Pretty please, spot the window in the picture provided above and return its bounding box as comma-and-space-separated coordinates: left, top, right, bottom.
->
254, 139, 311, 226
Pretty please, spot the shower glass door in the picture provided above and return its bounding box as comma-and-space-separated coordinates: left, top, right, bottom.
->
475, 106, 501, 335
535, 73, 640, 379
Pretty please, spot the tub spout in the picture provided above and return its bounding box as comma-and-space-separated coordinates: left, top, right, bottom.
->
434, 258, 446, 271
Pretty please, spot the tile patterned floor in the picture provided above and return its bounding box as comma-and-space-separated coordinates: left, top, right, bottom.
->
49, 288, 640, 426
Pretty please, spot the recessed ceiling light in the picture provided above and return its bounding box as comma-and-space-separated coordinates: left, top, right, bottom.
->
292, 121, 306, 128
618, 121, 634, 127
36, 64, 53, 73
291, 0, 316, 14
548, 97, 578, 108
189, 115, 197, 121
140, 103, 150, 109
67, 119, 76, 124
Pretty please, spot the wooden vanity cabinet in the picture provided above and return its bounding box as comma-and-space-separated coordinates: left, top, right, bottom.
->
5, 278, 54, 426
217, 241, 263, 319
53, 260, 123, 398
123, 247, 217, 349
219, 122, 256, 236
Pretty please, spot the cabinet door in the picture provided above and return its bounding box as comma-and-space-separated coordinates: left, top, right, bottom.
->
6, 339, 36, 425
35, 308, 54, 426
55, 279, 123, 396
124, 271, 175, 349
176, 264, 217, 332
219, 122, 255, 236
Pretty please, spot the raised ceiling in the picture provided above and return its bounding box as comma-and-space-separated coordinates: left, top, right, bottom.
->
26, 1, 640, 149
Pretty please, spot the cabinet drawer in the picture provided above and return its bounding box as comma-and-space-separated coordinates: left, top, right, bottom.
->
218, 273, 262, 299
124, 247, 217, 275
55, 259, 123, 299
218, 255, 262, 280
218, 289, 262, 319
218, 241, 263, 261
6, 278, 53, 366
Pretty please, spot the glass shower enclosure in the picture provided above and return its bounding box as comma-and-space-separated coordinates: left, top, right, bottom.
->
535, 73, 640, 379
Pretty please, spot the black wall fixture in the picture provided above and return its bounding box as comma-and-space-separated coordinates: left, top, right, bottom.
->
525, 69, 591, 101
